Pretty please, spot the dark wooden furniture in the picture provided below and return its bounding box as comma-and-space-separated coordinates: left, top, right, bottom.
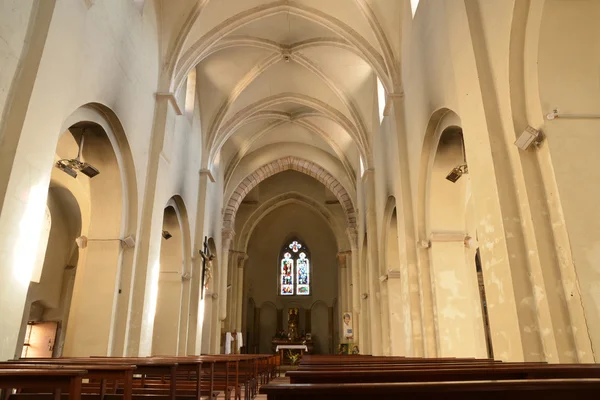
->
260, 379, 600, 400
0, 369, 86, 400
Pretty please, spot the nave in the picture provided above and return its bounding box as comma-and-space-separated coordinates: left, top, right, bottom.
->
2, 1, 600, 398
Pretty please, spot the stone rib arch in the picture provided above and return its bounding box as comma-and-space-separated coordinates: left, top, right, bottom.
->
237, 192, 348, 255
353, 0, 400, 87
223, 157, 357, 232
170, 1, 392, 93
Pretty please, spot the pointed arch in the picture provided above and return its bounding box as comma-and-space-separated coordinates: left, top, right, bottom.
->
223, 156, 356, 232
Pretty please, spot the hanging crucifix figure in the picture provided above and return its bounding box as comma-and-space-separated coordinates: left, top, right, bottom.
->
199, 236, 214, 299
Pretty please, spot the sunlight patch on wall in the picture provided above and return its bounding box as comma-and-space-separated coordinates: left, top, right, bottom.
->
377, 77, 386, 123
411, 0, 420, 18
13, 184, 49, 287
146, 260, 160, 328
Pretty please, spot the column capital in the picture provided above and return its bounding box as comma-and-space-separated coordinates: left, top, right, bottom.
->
336, 253, 347, 266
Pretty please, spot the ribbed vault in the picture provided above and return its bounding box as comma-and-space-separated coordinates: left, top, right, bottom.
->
158, 0, 404, 183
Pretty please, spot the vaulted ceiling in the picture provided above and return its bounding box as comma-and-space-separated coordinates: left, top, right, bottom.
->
160, 0, 406, 199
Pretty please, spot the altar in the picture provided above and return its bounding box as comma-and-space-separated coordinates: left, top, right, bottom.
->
271, 308, 313, 365
275, 344, 309, 365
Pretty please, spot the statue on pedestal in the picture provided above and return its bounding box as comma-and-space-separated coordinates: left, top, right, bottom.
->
287, 308, 299, 341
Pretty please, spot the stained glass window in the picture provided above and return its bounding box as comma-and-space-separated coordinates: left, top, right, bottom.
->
279, 240, 310, 296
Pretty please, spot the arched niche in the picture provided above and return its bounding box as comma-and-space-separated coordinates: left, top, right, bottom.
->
19, 101, 137, 358
60, 122, 124, 356
16, 187, 82, 358
152, 201, 186, 356
426, 122, 488, 359
56, 103, 137, 357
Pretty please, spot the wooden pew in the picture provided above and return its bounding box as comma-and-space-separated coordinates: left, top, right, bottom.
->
0, 363, 134, 400
259, 379, 600, 399
8, 358, 213, 400
287, 363, 600, 383
0, 369, 86, 400
85, 357, 210, 400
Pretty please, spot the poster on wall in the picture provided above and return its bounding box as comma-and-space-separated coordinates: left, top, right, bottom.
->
342, 312, 353, 339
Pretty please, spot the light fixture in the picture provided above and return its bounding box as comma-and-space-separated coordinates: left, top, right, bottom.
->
446, 164, 468, 183
121, 235, 136, 248
162, 230, 172, 240
514, 126, 543, 151
56, 130, 100, 178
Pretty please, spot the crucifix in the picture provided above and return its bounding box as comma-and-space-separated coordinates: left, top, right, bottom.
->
199, 236, 214, 299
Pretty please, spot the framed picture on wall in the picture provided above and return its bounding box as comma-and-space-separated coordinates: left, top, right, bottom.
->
342, 312, 353, 339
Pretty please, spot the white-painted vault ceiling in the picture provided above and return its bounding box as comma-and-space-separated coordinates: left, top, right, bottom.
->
161, 0, 405, 195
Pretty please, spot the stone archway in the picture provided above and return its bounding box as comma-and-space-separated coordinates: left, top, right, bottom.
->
223, 156, 356, 231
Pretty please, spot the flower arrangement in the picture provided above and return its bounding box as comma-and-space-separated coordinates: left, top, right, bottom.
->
287, 350, 300, 366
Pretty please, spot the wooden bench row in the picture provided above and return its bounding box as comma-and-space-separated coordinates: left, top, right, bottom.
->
0, 354, 277, 400
259, 355, 600, 399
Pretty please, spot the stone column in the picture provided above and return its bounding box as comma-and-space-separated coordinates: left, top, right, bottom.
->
429, 233, 487, 358
220, 229, 235, 322
379, 266, 391, 356
187, 169, 213, 355
236, 253, 248, 332
363, 169, 383, 355
228, 251, 240, 332
210, 290, 220, 354
345, 255, 353, 318
336, 252, 348, 342
0, 0, 57, 361
346, 228, 360, 347
389, 95, 426, 356
337, 253, 347, 312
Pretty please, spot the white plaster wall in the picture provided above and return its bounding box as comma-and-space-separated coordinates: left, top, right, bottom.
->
538, 0, 600, 358
0, 0, 34, 126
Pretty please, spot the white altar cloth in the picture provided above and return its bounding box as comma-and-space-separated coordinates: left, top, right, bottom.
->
276, 344, 308, 352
